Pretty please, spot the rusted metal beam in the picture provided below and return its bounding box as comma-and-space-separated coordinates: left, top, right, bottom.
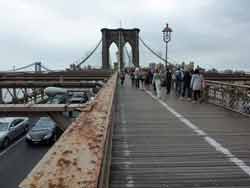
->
19, 73, 117, 188
0, 70, 112, 77
0, 76, 109, 81
0, 103, 87, 113
0, 70, 112, 82
0, 81, 102, 88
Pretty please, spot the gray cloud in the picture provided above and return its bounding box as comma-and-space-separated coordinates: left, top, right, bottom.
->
0, 0, 250, 71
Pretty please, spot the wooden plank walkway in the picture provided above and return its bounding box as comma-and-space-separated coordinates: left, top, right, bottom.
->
110, 81, 250, 188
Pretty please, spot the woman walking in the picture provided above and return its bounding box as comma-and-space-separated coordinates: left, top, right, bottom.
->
190, 69, 202, 103
153, 69, 161, 98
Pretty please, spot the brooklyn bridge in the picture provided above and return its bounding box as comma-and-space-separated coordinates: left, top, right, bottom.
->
0, 28, 250, 188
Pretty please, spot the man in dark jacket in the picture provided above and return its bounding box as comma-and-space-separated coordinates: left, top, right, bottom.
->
182, 69, 192, 99
165, 68, 172, 94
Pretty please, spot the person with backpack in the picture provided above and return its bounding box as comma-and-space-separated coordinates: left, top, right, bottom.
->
175, 67, 183, 97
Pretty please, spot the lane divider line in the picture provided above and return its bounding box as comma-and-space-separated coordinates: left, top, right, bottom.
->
0, 136, 26, 158
146, 90, 250, 176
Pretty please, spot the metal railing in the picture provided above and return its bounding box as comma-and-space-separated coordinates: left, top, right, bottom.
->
205, 80, 250, 116
19, 73, 118, 188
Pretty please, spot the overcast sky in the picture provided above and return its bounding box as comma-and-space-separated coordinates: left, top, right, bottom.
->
0, 0, 250, 71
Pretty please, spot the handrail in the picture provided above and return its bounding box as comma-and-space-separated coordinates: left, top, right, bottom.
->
205, 80, 250, 89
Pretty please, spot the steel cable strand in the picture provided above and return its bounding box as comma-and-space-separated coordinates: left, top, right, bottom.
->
77, 39, 102, 67
139, 37, 179, 65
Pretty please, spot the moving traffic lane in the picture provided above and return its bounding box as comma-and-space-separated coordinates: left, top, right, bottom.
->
0, 136, 50, 188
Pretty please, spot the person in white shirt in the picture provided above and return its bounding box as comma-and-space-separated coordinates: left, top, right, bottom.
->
190, 69, 203, 102
152, 69, 161, 98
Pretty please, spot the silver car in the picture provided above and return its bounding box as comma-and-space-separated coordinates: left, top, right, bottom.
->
0, 117, 29, 148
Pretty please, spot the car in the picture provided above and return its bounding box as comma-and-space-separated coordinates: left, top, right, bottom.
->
47, 95, 67, 104
0, 117, 29, 148
26, 117, 63, 145
69, 93, 88, 104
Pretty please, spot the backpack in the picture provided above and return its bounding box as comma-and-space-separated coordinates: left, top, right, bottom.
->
176, 70, 183, 81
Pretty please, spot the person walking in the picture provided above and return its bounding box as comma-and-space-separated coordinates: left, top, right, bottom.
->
182, 69, 192, 100
190, 69, 202, 103
175, 67, 183, 97
120, 71, 125, 86
153, 69, 161, 98
165, 68, 172, 95
130, 70, 135, 88
134, 67, 140, 89
139, 69, 145, 89
144, 70, 151, 90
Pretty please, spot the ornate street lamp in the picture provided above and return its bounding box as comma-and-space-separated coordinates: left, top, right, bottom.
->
162, 23, 173, 68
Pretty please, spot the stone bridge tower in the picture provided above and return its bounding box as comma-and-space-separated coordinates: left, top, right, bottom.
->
101, 28, 140, 70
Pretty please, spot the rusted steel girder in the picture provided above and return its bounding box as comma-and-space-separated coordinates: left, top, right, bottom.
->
0, 76, 109, 82
0, 104, 87, 130
0, 70, 112, 77
0, 81, 102, 88
19, 73, 117, 188
0, 103, 87, 112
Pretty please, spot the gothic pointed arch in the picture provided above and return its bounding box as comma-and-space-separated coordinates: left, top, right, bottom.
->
101, 28, 140, 69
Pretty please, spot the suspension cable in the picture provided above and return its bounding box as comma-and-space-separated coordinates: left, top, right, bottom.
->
8, 63, 36, 72
139, 37, 178, 65
40, 65, 54, 72
76, 39, 102, 67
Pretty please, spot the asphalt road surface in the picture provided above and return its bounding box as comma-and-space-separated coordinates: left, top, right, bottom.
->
0, 137, 50, 188
0, 117, 50, 188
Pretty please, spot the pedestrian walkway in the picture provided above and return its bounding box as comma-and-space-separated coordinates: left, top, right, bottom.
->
110, 81, 250, 188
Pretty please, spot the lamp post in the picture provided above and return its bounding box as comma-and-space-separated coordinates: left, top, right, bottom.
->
162, 23, 173, 68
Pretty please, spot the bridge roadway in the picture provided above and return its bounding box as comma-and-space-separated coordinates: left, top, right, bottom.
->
111, 81, 250, 187
0, 118, 50, 188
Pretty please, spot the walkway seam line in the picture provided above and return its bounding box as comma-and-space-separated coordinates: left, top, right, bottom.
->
145, 90, 250, 177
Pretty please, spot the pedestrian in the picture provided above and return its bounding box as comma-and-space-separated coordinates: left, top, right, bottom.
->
165, 68, 172, 95
175, 67, 183, 97
120, 71, 125, 86
190, 69, 202, 103
134, 67, 140, 89
153, 69, 161, 98
139, 69, 145, 89
130, 70, 135, 88
181, 68, 192, 100
144, 69, 151, 90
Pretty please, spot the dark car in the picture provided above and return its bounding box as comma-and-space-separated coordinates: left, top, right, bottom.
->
26, 117, 62, 145
69, 93, 88, 104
